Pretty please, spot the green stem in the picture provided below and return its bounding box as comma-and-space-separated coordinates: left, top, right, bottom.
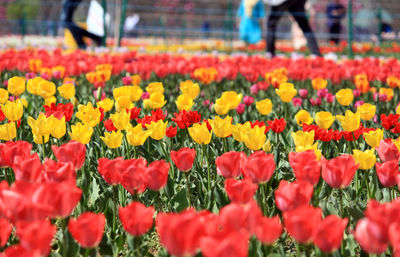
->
84, 248, 90, 257
112, 186, 119, 234
223, 137, 229, 153
338, 189, 344, 217
184, 172, 192, 208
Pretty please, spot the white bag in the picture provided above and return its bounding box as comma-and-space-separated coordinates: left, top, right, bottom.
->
86, 0, 110, 37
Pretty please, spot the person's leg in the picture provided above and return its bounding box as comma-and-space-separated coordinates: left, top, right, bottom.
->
288, 0, 321, 56
266, 5, 286, 56
333, 23, 341, 44
61, 0, 88, 49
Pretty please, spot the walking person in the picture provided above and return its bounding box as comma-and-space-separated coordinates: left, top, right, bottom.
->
60, 0, 103, 49
237, 0, 266, 46
326, 0, 346, 44
264, 0, 321, 57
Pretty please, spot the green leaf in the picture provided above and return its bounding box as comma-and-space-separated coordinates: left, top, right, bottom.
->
171, 188, 189, 212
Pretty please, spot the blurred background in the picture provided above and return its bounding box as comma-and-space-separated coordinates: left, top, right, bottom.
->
0, 0, 399, 50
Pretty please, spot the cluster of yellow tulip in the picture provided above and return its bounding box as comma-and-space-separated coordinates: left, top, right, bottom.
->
175, 80, 200, 111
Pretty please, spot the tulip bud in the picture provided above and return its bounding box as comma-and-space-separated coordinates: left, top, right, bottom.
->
236, 103, 245, 114
243, 96, 254, 106
299, 89, 308, 98
292, 97, 302, 107
250, 84, 259, 95
317, 88, 328, 98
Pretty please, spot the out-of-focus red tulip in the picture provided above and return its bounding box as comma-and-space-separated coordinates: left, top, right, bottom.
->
289, 150, 321, 185
224, 178, 258, 204
283, 205, 322, 244
1, 244, 41, 257
121, 159, 148, 194
354, 218, 388, 254
16, 220, 56, 256
52, 141, 86, 170
42, 158, 76, 183
313, 215, 348, 253
243, 151, 275, 184
12, 153, 42, 182
171, 148, 196, 172
97, 157, 124, 185
200, 231, 249, 257
275, 180, 313, 212
389, 222, 400, 256
119, 201, 154, 236
1, 141, 32, 168
321, 155, 358, 188
68, 212, 105, 248
143, 160, 169, 191
156, 209, 206, 257
0, 218, 13, 247
215, 151, 244, 179
255, 216, 282, 245
376, 160, 399, 187
376, 138, 400, 163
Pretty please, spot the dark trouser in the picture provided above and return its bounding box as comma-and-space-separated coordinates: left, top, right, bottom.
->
266, 0, 321, 56
329, 22, 341, 44
61, 0, 102, 49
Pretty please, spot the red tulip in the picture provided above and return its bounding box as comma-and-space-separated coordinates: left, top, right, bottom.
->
12, 153, 42, 182
215, 151, 244, 179
224, 178, 258, 204
283, 205, 322, 244
1, 244, 41, 257
103, 119, 117, 132
321, 155, 358, 188
97, 157, 124, 185
171, 148, 196, 172
143, 160, 170, 191
156, 209, 206, 257
68, 212, 105, 248
313, 215, 348, 253
52, 141, 86, 170
16, 220, 56, 256
389, 222, 400, 256
200, 231, 249, 257
243, 151, 275, 184
255, 216, 283, 245
0, 218, 13, 247
376, 138, 400, 163
376, 160, 399, 187
355, 218, 388, 254
166, 126, 178, 138
289, 150, 321, 185
119, 201, 154, 236
121, 159, 148, 194
42, 158, 76, 183
0, 141, 32, 168
275, 180, 313, 212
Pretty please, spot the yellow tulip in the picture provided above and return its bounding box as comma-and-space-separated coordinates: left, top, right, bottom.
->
262, 140, 272, 152
145, 120, 168, 140
69, 122, 93, 144
76, 102, 102, 127
126, 124, 153, 146
357, 103, 376, 121
255, 98, 273, 115
8, 76, 25, 96
44, 96, 57, 106
33, 134, 50, 144
176, 94, 194, 111
28, 113, 54, 137
27, 77, 44, 95
292, 130, 315, 148
336, 110, 360, 132
37, 80, 56, 99
115, 96, 132, 111
275, 82, 297, 103
188, 122, 212, 144
113, 86, 143, 103
243, 125, 266, 151
379, 87, 394, 101
96, 98, 114, 112
143, 92, 166, 109
363, 129, 383, 148
392, 138, 400, 152
214, 91, 242, 115
180, 80, 200, 99
295, 110, 313, 126
315, 111, 335, 129
132, 75, 141, 85
311, 77, 328, 90
2, 100, 23, 121
232, 122, 251, 143
296, 142, 322, 160
0, 122, 16, 141
146, 82, 164, 95
110, 111, 130, 130
130, 85, 143, 102
101, 131, 123, 148
353, 149, 376, 170
58, 83, 75, 99
213, 101, 231, 116
208, 116, 233, 138
335, 89, 354, 106
49, 116, 66, 139
0, 89, 9, 104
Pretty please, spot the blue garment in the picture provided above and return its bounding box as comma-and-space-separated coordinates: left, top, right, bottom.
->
237, 0, 266, 44
326, 3, 345, 27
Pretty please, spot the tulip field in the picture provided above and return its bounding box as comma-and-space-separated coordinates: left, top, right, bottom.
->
2, 48, 400, 257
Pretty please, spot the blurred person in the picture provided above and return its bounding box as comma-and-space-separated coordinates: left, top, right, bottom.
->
237, 0, 266, 45
124, 13, 140, 37
326, 0, 345, 44
60, 0, 103, 49
264, 0, 321, 57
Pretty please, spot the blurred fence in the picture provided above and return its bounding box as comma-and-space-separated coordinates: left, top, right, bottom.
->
1, 0, 400, 47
